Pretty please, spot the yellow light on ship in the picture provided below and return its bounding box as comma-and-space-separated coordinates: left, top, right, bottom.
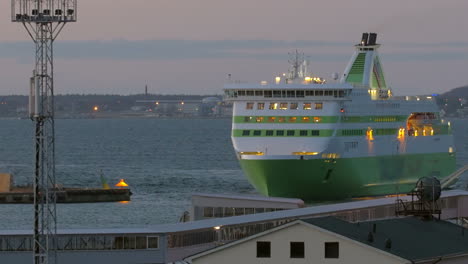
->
214, 226, 221, 230
181, 102, 185, 105
115, 179, 129, 187
93, 106, 99, 111
275, 76, 281, 84
431, 129, 434, 136
304, 77, 311, 83
261, 81, 268, 85
367, 128, 374, 141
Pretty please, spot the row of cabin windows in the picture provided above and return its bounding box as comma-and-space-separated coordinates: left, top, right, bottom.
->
257, 241, 339, 259
242, 130, 320, 136
246, 102, 323, 110
244, 116, 322, 123
226, 89, 348, 98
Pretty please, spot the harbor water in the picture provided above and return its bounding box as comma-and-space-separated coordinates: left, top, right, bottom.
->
0, 118, 466, 230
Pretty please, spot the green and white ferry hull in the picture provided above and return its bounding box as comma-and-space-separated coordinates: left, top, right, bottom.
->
224, 33, 456, 201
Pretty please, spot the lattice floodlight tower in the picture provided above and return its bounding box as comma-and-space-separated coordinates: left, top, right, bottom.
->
11, 1, 76, 263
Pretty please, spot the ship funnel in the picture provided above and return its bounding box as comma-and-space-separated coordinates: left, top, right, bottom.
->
341, 32, 389, 98
360, 32, 378, 46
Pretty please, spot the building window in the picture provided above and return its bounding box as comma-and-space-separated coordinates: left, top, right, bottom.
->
253, 130, 261, 136
290, 103, 298, 110
269, 102, 278, 110
303, 103, 312, 110
257, 103, 265, 110
266, 130, 274, 136
257, 241, 271, 258
311, 130, 320, 136
147, 236, 159, 249
276, 130, 284, 136
280, 103, 288, 110
242, 130, 250, 136
287, 130, 295, 136
246, 102, 254, 110
325, 242, 339, 258
299, 130, 308, 136
315, 102, 323, 110
290, 242, 305, 258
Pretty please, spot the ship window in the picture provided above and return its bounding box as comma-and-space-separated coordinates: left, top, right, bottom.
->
264, 91, 272, 98
246, 90, 254, 96
303, 103, 312, 110
296, 91, 305, 97
315, 102, 323, 110
276, 130, 284, 136
269, 103, 278, 110
255, 90, 263, 96
282, 90, 287, 97
278, 117, 286, 123
325, 242, 339, 258
242, 130, 250, 136
268, 117, 276, 122
253, 130, 262, 136
266, 130, 274, 136
316, 90, 324, 96
273, 91, 282, 98
257, 241, 271, 258
333, 90, 338, 97
257, 103, 265, 110
302, 117, 310, 122
256, 117, 264, 123
290, 242, 305, 258
290, 103, 298, 110
305, 90, 313, 96
299, 130, 308, 136
244, 116, 252, 122
338, 90, 345, 97
287, 90, 295, 97
289, 117, 297, 122
311, 130, 320, 136
246, 102, 254, 110
287, 130, 295, 136
238, 90, 246, 96
313, 117, 321, 123
324, 90, 332, 96
280, 103, 288, 110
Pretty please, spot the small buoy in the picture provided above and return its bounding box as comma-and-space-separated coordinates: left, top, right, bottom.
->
115, 179, 129, 187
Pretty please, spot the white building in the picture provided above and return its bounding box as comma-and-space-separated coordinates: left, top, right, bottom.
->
185, 216, 468, 264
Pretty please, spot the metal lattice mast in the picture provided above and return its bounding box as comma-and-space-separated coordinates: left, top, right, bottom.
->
11, 1, 77, 264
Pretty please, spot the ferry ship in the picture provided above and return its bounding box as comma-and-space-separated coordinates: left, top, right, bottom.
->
224, 33, 456, 200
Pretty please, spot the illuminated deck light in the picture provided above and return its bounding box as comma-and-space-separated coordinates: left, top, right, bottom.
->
115, 179, 129, 187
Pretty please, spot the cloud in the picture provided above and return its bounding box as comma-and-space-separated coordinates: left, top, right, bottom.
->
1, 39, 468, 62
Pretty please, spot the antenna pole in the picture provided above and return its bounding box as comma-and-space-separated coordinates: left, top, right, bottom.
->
11, 1, 77, 263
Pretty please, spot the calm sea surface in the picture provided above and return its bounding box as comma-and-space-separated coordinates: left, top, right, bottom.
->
0, 118, 466, 230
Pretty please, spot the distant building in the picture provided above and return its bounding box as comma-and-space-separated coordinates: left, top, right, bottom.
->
185, 216, 468, 264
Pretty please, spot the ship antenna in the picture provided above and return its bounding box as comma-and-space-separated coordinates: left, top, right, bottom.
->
288, 49, 304, 80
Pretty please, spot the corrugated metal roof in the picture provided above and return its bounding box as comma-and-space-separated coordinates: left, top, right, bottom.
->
303, 216, 468, 261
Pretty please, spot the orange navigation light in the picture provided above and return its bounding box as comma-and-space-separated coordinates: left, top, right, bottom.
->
115, 179, 129, 187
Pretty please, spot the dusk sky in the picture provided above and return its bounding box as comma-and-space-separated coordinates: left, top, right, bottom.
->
1, 0, 468, 95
